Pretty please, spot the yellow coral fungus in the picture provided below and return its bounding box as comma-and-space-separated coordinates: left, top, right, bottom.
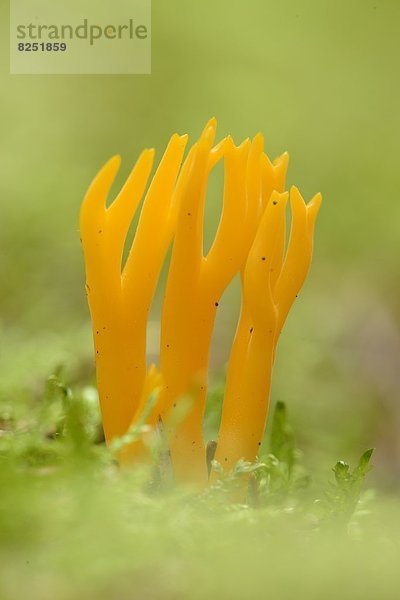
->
214, 187, 322, 472
80, 119, 321, 486
80, 133, 187, 442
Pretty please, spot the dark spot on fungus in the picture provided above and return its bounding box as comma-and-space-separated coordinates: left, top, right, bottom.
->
187, 212, 192, 216
173, 403, 176, 408
96, 330, 99, 335
215, 302, 219, 307
261, 257, 266, 261
166, 344, 170, 348
98, 230, 102, 234
224, 457, 228, 462
250, 327, 254, 333
192, 441, 195, 445
258, 442, 261, 446
272, 200, 278, 205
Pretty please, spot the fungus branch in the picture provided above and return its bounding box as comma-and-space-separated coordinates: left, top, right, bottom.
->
214, 187, 322, 473
80, 135, 187, 442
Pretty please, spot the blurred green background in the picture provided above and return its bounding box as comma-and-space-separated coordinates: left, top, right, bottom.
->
1, 0, 399, 487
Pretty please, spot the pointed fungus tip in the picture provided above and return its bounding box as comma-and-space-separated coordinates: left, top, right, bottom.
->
306, 192, 322, 229
314, 191, 323, 203
140, 148, 155, 164
253, 132, 264, 151
309, 191, 322, 210
225, 134, 235, 148
203, 124, 216, 147
99, 154, 121, 180
282, 190, 290, 201
261, 150, 273, 169
271, 190, 289, 206
171, 132, 188, 145
290, 185, 307, 209
249, 134, 264, 160
274, 151, 289, 167
200, 118, 217, 141
108, 154, 122, 168
237, 137, 251, 151
290, 184, 301, 197
212, 136, 230, 153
